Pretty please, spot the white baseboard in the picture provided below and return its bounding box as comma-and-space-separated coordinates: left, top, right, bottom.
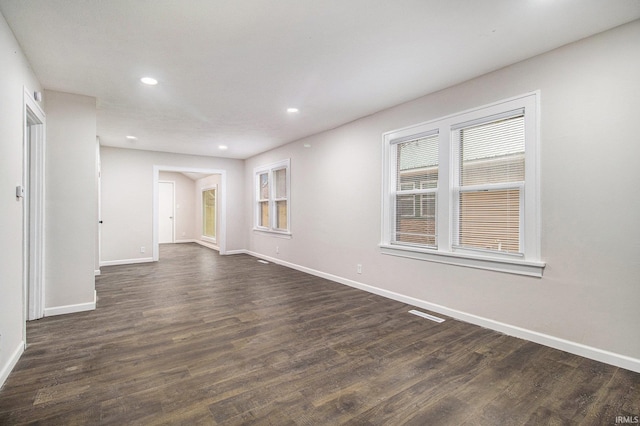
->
175, 239, 196, 244
44, 290, 97, 317
100, 257, 154, 267
224, 249, 249, 255
0, 341, 24, 389
246, 250, 640, 374
192, 240, 219, 251
94, 269, 101, 276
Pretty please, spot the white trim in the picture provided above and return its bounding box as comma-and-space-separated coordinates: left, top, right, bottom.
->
380, 244, 545, 277
224, 249, 249, 255
22, 87, 46, 328
153, 166, 227, 259
100, 257, 154, 267
0, 341, 25, 389
94, 269, 101, 276
243, 251, 640, 374
44, 291, 96, 317
252, 229, 293, 239
192, 239, 219, 251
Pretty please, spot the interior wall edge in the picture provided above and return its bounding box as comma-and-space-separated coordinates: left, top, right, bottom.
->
0, 341, 24, 390
43, 290, 97, 317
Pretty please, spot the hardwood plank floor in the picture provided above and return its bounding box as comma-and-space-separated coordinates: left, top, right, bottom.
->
1, 243, 638, 425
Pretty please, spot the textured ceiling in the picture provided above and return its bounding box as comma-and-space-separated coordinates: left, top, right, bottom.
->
2, 0, 639, 159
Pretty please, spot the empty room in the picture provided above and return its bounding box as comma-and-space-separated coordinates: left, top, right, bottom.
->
1, 1, 639, 424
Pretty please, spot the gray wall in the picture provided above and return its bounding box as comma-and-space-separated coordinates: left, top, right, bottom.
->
100, 147, 245, 263
245, 21, 640, 362
44, 90, 97, 311
0, 11, 42, 383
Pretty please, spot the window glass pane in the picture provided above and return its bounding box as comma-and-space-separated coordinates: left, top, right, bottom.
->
259, 173, 269, 199
397, 134, 438, 190
460, 115, 524, 186
259, 201, 269, 227
275, 200, 287, 230
398, 195, 415, 217
274, 168, 287, 198
459, 189, 520, 253
395, 193, 436, 246
202, 189, 216, 238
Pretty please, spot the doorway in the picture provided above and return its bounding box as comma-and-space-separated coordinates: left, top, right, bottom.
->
23, 89, 46, 323
152, 166, 227, 261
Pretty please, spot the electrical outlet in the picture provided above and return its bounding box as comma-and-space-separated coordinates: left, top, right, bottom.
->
276, 246, 279, 254
140, 246, 145, 253
357, 264, 362, 274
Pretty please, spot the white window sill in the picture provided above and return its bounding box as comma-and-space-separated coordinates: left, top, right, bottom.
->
253, 228, 292, 239
379, 244, 545, 277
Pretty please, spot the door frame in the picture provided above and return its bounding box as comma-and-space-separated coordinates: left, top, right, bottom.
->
23, 88, 46, 325
152, 166, 227, 260
158, 180, 176, 244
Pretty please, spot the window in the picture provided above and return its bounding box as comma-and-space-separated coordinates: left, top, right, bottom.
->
202, 187, 216, 240
382, 92, 544, 277
394, 132, 438, 247
254, 159, 290, 234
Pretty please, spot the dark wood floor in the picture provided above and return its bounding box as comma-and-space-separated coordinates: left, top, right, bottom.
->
0, 244, 638, 425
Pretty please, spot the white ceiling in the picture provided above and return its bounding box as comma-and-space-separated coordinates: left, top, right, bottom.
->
2, 1, 639, 159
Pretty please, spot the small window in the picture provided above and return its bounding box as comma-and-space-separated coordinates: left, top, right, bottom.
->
202, 187, 216, 240
254, 159, 290, 234
382, 92, 544, 277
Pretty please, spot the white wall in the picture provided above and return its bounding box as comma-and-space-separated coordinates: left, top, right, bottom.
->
0, 10, 42, 386
159, 172, 196, 241
44, 90, 97, 313
100, 147, 245, 263
246, 21, 640, 368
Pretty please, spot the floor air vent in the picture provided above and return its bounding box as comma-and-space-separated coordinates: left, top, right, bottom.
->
257, 260, 269, 264
409, 309, 445, 323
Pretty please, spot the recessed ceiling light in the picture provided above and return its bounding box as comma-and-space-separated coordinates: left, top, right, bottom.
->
218, 145, 228, 150
287, 107, 299, 113
126, 135, 137, 141
140, 77, 158, 85
303, 143, 311, 148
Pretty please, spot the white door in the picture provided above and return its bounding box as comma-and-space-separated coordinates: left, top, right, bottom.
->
159, 181, 175, 244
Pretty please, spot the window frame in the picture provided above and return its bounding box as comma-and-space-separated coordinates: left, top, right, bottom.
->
381, 92, 545, 277
201, 185, 217, 243
254, 159, 291, 236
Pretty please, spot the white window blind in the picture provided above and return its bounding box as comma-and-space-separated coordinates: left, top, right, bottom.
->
455, 112, 525, 254
394, 133, 438, 247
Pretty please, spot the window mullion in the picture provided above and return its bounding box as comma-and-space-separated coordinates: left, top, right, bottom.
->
438, 129, 451, 251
